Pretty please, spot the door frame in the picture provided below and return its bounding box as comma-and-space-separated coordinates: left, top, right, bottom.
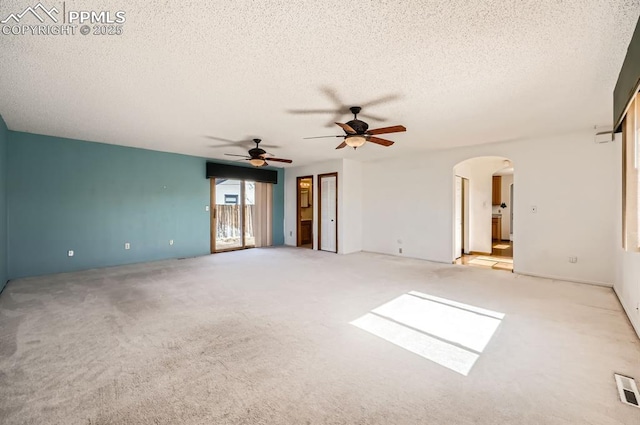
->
509, 183, 514, 241
462, 177, 469, 254
296, 175, 314, 247
317, 172, 338, 253
210, 178, 251, 254
210, 178, 216, 253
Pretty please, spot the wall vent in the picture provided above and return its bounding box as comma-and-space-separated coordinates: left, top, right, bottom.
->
615, 374, 640, 408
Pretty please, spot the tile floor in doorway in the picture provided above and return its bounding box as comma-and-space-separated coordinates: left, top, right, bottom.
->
455, 241, 513, 272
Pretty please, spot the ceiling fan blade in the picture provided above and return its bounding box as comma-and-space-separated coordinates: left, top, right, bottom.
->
207, 136, 273, 148
335, 141, 347, 149
204, 135, 237, 143
325, 113, 343, 128
367, 125, 407, 135
359, 93, 401, 108
224, 153, 250, 158
260, 152, 285, 158
321, 86, 343, 107
264, 157, 293, 163
287, 108, 337, 114
303, 135, 343, 139
208, 143, 241, 148
335, 122, 356, 134
359, 113, 388, 122
368, 136, 395, 147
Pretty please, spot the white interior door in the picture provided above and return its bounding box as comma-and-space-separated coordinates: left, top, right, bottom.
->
320, 174, 337, 252
454, 176, 463, 259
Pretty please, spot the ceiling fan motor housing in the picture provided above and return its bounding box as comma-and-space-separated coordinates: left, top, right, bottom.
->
346, 119, 369, 134
248, 147, 266, 158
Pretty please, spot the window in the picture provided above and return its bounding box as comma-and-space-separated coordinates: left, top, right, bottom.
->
622, 91, 640, 251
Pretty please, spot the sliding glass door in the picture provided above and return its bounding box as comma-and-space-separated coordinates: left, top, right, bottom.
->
211, 179, 256, 252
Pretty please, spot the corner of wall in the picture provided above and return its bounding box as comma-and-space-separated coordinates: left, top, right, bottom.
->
0, 114, 8, 292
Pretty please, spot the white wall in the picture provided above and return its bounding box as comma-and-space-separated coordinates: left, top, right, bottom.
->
284, 159, 363, 255
454, 157, 510, 254
284, 160, 343, 251
614, 134, 640, 337
363, 130, 617, 286
341, 159, 363, 254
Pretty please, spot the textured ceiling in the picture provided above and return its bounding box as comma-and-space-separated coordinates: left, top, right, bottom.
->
0, 0, 639, 166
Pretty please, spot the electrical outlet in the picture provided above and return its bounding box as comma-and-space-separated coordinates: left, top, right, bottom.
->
124, 242, 130, 250
399, 248, 403, 254
67, 250, 74, 257
169, 240, 174, 246
568, 256, 577, 263
205, 205, 209, 211
289, 231, 293, 237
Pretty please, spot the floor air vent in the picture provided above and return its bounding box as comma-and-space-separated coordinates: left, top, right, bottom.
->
614, 374, 640, 408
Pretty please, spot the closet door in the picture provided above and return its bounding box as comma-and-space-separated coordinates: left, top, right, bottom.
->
319, 173, 337, 253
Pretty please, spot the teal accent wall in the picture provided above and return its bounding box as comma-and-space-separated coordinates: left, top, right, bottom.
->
7, 131, 285, 279
273, 168, 285, 246
0, 116, 7, 291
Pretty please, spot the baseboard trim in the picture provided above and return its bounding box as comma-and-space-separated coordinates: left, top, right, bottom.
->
515, 270, 612, 288
613, 286, 640, 340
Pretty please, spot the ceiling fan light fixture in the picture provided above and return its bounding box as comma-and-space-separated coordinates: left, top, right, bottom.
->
345, 135, 367, 148
249, 158, 266, 167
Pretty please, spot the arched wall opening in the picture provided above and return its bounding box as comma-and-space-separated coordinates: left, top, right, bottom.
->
452, 156, 514, 267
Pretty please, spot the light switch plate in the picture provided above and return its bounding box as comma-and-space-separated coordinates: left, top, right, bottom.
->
124, 243, 130, 250
169, 240, 174, 246
68, 250, 74, 257
205, 205, 209, 211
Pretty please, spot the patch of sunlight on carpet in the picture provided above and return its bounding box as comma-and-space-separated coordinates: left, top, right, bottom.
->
351, 291, 504, 376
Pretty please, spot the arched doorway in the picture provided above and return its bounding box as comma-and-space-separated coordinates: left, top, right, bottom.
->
452, 156, 514, 272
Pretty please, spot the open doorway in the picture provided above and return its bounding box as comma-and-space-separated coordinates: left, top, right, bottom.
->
453, 157, 514, 272
490, 166, 513, 261
454, 175, 469, 259
297, 176, 314, 248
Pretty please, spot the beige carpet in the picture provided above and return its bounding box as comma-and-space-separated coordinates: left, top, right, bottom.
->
0, 248, 639, 424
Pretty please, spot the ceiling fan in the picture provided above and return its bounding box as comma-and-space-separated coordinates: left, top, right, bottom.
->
204, 135, 280, 150
288, 87, 400, 127
224, 139, 293, 167
304, 106, 406, 149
